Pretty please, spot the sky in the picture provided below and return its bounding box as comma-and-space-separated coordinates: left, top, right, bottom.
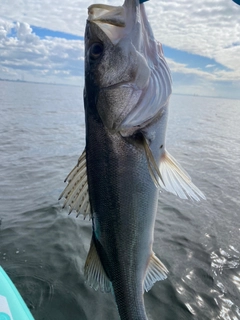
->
0, 0, 240, 99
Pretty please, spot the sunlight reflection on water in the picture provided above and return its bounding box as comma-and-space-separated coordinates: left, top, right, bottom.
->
210, 246, 240, 320
1, 83, 240, 320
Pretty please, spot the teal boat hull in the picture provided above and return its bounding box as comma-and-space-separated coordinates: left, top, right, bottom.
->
0, 266, 35, 320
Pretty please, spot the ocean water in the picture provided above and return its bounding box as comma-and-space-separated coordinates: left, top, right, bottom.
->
0, 80, 239, 320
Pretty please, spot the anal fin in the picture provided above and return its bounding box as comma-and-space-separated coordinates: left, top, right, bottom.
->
84, 238, 112, 293
144, 253, 168, 292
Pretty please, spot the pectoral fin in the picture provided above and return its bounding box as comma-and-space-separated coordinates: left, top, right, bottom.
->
142, 137, 205, 201
142, 136, 164, 187
159, 151, 206, 201
144, 253, 168, 292
59, 149, 91, 218
84, 238, 112, 293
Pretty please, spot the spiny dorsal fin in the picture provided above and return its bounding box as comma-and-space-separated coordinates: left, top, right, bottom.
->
84, 238, 112, 293
59, 149, 91, 218
144, 253, 168, 292
142, 137, 205, 201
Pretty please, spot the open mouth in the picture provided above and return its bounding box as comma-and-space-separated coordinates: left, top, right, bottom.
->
88, 4, 127, 45
88, 4, 126, 27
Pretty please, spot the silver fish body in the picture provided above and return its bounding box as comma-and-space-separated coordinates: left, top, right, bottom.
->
60, 0, 205, 319
85, 103, 166, 319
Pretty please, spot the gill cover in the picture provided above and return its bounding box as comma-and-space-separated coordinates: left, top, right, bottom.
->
86, 0, 172, 134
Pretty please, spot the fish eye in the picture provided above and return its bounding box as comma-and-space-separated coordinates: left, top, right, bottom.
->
89, 43, 104, 60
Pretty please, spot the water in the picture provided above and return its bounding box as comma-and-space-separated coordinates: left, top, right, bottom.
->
0, 81, 239, 320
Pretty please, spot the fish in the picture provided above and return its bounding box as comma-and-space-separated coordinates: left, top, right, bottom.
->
59, 0, 205, 319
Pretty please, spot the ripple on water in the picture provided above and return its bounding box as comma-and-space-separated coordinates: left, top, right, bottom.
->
13, 272, 54, 309
211, 247, 240, 276
210, 245, 240, 320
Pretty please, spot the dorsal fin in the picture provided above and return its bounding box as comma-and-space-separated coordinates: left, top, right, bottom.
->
59, 149, 91, 218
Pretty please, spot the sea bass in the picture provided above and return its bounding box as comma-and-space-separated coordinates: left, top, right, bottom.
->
59, 0, 205, 319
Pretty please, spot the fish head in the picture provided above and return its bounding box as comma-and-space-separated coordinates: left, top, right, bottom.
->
85, 0, 172, 135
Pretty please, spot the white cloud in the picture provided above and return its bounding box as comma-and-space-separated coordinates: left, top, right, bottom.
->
205, 64, 215, 68
0, 20, 13, 39
147, 0, 240, 74
167, 58, 240, 83
15, 22, 39, 43
0, 0, 240, 97
167, 58, 240, 99
167, 59, 215, 80
0, 20, 84, 85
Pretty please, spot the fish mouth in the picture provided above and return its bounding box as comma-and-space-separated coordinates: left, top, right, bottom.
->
87, 1, 139, 45
88, 4, 126, 27
88, 5, 126, 45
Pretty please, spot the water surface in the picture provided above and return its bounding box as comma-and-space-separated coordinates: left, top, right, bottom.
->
0, 81, 239, 319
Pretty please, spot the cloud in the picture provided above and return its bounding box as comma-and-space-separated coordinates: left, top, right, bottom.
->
1, 0, 239, 60
168, 58, 240, 83
205, 64, 215, 68
15, 22, 38, 43
0, 20, 84, 84
0, 0, 240, 97
0, 19, 13, 40
147, 0, 240, 73
167, 58, 240, 99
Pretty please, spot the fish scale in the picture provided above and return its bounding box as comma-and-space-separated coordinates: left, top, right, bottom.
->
85, 114, 157, 319
60, 0, 205, 318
